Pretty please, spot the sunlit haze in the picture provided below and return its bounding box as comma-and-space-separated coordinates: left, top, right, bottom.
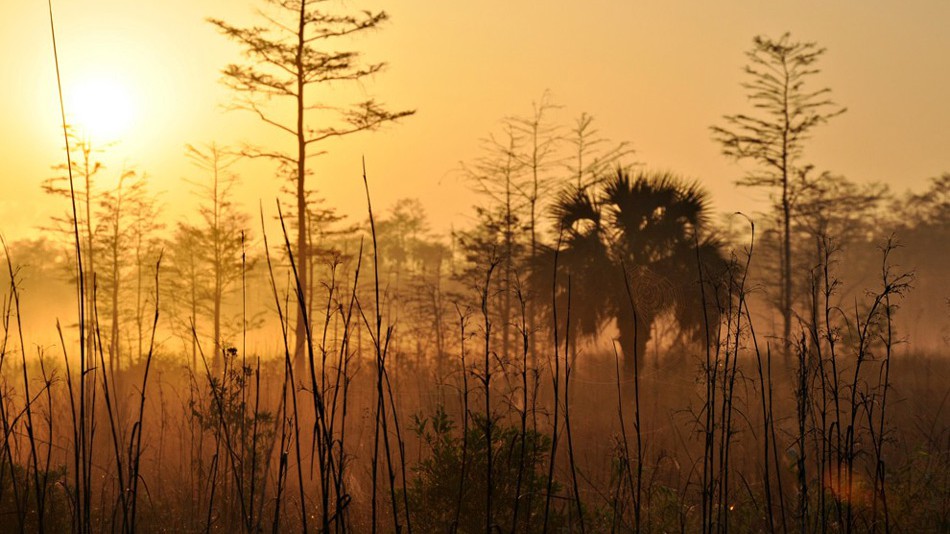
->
1, 1, 948, 239
1, 2, 948, 531
66, 74, 136, 141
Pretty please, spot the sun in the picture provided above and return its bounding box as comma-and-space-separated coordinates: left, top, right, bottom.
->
66, 75, 136, 142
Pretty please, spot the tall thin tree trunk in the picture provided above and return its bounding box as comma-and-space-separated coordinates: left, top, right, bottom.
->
294, 0, 309, 372
191, 270, 198, 371
213, 148, 223, 369
782, 179, 792, 355
782, 62, 792, 356
501, 139, 515, 359
781, 55, 793, 358
136, 232, 144, 364
83, 144, 96, 363
110, 209, 120, 379
529, 191, 537, 369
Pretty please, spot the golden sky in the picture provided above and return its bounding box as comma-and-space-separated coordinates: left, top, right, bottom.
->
2, 0, 949, 241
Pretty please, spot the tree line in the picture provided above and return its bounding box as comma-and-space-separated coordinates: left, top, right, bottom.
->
4, 28, 947, 376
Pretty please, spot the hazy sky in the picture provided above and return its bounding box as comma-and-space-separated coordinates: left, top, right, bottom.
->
2, 1, 949, 241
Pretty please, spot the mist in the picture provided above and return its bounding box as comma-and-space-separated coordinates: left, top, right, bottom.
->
1, 2, 948, 532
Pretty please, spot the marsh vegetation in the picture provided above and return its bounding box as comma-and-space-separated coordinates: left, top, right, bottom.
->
1, 4, 948, 533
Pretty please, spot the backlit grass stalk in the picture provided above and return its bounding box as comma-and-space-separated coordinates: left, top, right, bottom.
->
809, 234, 844, 531
620, 262, 643, 533
127, 254, 162, 531
316, 258, 339, 526
864, 241, 909, 534
735, 218, 788, 534
870, 245, 899, 534
3, 238, 46, 532
751, 314, 787, 534
277, 201, 343, 532
261, 205, 305, 533
451, 304, 471, 534
542, 233, 563, 534
696, 237, 720, 534
47, 1, 94, 530
794, 331, 809, 534
611, 341, 636, 532
283, 205, 360, 531
562, 275, 586, 532
324, 241, 363, 532
477, 258, 497, 533
90, 281, 129, 531
806, 240, 829, 534
721, 242, 752, 534
362, 159, 407, 534
36, 352, 56, 531
842, 253, 910, 534
510, 289, 530, 532
192, 327, 252, 530
0, 290, 23, 526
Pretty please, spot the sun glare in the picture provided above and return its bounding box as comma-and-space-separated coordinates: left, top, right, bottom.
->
67, 76, 136, 142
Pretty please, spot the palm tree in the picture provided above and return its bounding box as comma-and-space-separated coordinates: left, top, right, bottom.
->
536, 169, 730, 370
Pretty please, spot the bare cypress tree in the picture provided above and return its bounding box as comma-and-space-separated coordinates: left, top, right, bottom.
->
97, 170, 156, 376
166, 224, 204, 370
510, 93, 561, 367
43, 134, 104, 361
210, 1, 414, 367
711, 33, 844, 353
183, 143, 250, 370
462, 124, 525, 360
128, 174, 164, 365
566, 112, 634, 191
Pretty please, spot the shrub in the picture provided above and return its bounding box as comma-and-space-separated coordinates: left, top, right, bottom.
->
405, 406, 562, 532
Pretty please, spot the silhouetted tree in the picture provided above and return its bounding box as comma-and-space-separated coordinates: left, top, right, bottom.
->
166, 223, 204, 370
44, 137, 162, 373
565, 112, 635, 190
711, 32, 844, 353
508, 94, 562, 254
537, 170, 729, 369
793, 171, 884, 270
461, 123, 532, 359
302, 194, 348, 325
889, 174, 950, 349
376, 198, 430, 286
508, 92, 563, 366
900, 173, 950, 227
43, 133, 105, 358
180, 143, 251, 370
96, 170, 160, 375
375, 199, 452, 363
127, 174, 164, 364
210, 0, 414, 368
0, 236, 73, 338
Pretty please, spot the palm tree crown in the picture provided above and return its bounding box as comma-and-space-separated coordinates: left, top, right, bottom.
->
537, 169, 730, 369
